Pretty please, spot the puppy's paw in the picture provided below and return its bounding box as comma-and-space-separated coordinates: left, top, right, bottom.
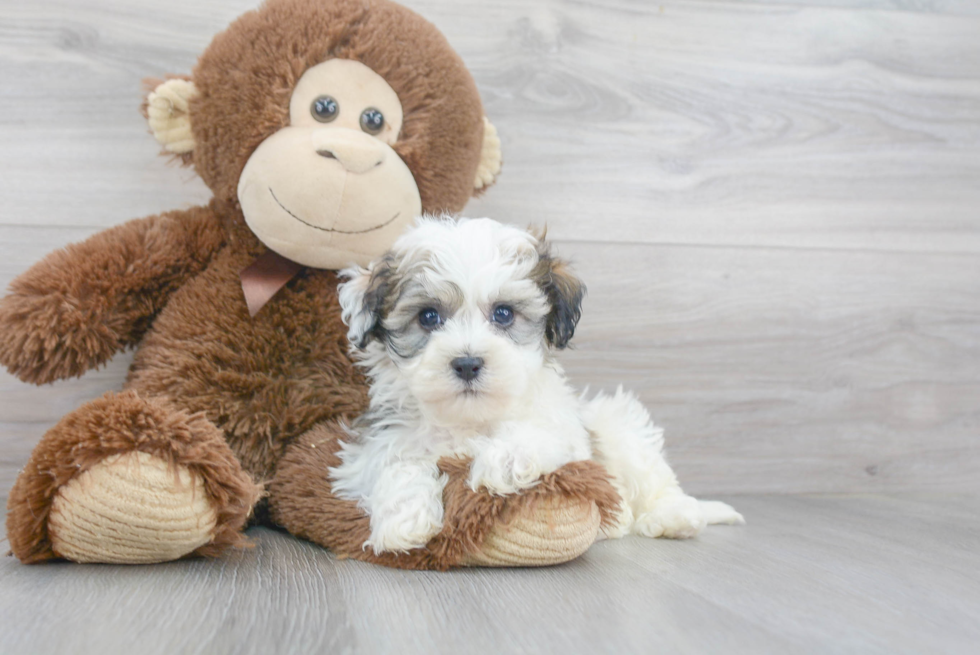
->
633, 494, 706, 539
365, 495, 444, 554
362, 462, 446, 554
468, 442, 542, 496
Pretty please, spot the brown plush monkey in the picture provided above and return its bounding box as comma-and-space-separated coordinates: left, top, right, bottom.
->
0, 0, 616, 568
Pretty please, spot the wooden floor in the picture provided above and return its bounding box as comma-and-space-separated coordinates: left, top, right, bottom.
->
1, 0, 979, 653
2, 494, 978, 654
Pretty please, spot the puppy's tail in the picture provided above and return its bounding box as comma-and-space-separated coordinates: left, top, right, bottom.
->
698, 500, 746, 526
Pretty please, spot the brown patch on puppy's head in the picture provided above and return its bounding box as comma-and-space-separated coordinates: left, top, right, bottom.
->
341, 252, 397, 349
531, 235, 586, 350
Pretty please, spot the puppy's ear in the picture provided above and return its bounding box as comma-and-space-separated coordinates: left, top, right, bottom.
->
532, 238, 586, 350
338, 257, 393, 349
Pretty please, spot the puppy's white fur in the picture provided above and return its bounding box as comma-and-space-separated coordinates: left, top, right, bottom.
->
332, 217, 743, 554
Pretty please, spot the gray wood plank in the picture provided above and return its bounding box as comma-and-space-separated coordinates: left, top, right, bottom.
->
1, 494, 977, 655
559, 240, 980, 494
733, 0, 980, 14
1, 1, 978, 252
461, 0, 980, 253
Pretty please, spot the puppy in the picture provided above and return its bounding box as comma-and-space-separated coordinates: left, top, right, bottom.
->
332, 217, 743, 554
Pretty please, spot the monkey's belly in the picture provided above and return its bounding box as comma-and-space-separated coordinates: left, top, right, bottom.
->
125, 252, 368, 481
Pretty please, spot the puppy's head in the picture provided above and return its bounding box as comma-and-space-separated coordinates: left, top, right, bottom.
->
339, 217, 585, 427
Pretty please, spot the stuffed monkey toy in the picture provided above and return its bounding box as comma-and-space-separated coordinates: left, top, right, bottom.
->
0, 0, 617, 569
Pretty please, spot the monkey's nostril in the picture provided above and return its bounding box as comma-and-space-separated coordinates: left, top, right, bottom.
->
314, 141, 385, 173
451, 356, 484, 383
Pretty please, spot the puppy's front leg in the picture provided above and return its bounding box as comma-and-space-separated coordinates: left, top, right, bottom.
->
364, 460, 447, 554
468, 421, 591, 496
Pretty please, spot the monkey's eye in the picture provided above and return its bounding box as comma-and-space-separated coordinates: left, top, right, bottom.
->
311, 96, 339, 122
418, 307, 442, 330
360, 108, 385, 134
491, 305, 515, 327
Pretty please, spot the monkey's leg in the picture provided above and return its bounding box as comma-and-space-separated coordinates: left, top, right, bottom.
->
269, 422, 621, 570
6, 391, 262, 564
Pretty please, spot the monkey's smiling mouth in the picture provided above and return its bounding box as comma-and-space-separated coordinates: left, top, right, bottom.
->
269, 187, 400, 234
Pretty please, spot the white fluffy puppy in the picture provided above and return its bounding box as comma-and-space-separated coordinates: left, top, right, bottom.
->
332, 217, 743, 554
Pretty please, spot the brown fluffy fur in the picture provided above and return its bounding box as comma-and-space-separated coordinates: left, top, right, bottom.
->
269, 423, 621, 571
0, 205, 225, 384
0, 0, 612, 567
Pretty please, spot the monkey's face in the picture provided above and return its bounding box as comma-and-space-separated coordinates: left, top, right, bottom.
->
237, 60, 421, 269
144, 0, 503, 271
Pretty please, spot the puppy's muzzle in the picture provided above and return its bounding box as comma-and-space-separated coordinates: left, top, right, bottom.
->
451, 356, 483, 382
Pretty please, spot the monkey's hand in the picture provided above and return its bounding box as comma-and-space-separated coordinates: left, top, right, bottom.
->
0, 205, 224, 384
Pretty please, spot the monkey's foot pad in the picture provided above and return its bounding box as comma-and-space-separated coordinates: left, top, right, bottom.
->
48, 451, 217, 564
462, 496, 601, 567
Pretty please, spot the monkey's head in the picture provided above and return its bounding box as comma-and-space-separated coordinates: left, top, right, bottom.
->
144, 0, 501, 269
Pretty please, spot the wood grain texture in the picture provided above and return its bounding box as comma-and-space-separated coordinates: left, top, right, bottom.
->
1, 494, 978, 654
3, 0, 979, 250
561, 241, 980, 494
460, 0, 980, 253
1, 3, 978, 494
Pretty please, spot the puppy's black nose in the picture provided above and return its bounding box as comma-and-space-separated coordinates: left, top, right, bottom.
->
451, 356, 484, 382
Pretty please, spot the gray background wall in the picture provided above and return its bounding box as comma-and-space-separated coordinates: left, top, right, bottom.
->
1, 0, 978, 497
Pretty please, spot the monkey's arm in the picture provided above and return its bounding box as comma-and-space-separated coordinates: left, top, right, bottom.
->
0, 204, 226, 384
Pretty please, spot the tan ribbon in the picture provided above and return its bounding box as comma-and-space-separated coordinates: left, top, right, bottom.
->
239, 250, 305, 317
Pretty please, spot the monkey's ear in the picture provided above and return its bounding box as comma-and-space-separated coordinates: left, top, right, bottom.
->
338, 258, 393, 349
143, 78, 199, 155
473, 117, 502, 193
533, 242, 586, 350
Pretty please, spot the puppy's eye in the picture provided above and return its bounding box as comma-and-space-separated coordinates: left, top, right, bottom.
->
418, 307, 442, 330
360, 107, 385, 134
311, 96, 339, 122
491, 305, 515, 327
